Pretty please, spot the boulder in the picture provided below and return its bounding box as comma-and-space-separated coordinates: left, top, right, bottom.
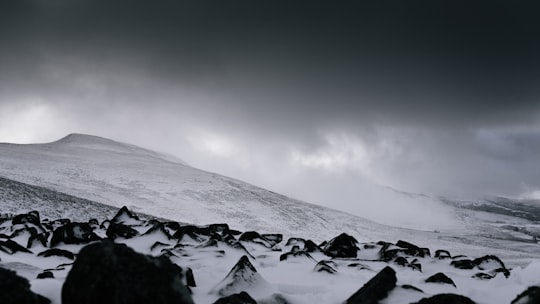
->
425, 273, 456, 287
36, 271, 54, 279
314, 260, 337, 274
435, 250, 451, 259
110, 206, 143, 225
511, 286, 540, 304
451, 259, 476, 270
0, 240, 33, 254
12, 211, 40, 226
106, 222, 140, 240
0, 266, 50, 304
395, 240, 429, 258
62, 240, 194, 304
345, 266, 396, 304
323, 233, 359, 258
213, 291, 257, 304
50, 222, 101, 247
37, 248, 75, 260
412, 294, 476, 304
210, 255, 270, 297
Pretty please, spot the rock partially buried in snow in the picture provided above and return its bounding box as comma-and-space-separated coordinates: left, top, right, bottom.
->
511, 286, 540, 304
412, 293, 476, 304
50, 222, 101, 247
324, 233, 359, 258
62, 240, 194, 304
213, 291, 258, 304
210, 255, 271, 297
425, 272, 456, 287
0, 267, 50, 304
345, 266, 397, 304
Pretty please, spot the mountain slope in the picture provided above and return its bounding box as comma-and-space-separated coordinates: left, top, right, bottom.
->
0, 134, 393, 241
1, 134, 539, 266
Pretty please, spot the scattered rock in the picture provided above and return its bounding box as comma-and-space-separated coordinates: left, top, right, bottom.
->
314, 260, 337, 274
186, 267, 196, 287
213, 291, 257, 304
37, 248, 75, 260
106, 222, 140, 240
425, 273, 456, 287
261, 234, 283, 247
62, 240, 194, 304
0, 239, 33, 254
345, 266, 396, 304
451, 259, 476, 270
50, 222, 101, 247
110, 206, 143, 225
12, 212, 40, 226
396, 240, 429, 257
409, 259, 422, 272
472, 273, 493, 280
394, 256, 408, 266
324, 233, 359, 258
210, 255, 270, 297
279, 251, 315, 262
37, 271, 54, 279
240, 231, 273, 248
285, 238, 305, 247
402, 285, 423, 293
412, 293, 476, 304
0, 266, 50, 304
511, 286, 540, 304
435, 250, 451, 259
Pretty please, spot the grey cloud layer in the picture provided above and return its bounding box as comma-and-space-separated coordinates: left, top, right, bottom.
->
1, 0, 539, 206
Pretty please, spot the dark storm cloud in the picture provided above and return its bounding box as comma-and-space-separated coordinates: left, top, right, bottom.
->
1, 0, 540, 128
1, 0, 540, 216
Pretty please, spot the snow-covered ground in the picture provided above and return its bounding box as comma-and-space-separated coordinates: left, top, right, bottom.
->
0, 133, 539, 303
0, 134, 539, 266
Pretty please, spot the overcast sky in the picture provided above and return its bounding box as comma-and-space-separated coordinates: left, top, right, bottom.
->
1, 0, 540, 223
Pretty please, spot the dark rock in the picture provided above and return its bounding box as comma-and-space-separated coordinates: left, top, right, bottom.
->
110, 206, 142, 225
473, 255, 509, 277
37, 271, 54, 279
314, 260, 337, 274
213, 291, 257, 304
151, 242, 172, 251
425, 273, 456, 287
62, 240, 194, 304
210, 255, 269, 297
412, 293, 476, 304
348, 263, 371, 270
50, 222, 101, 247
106, 222, 140, 240
209, 224, 231, 236
511, 286, 540, 304
0, 240, 33, 254
409, 259, 422, 272
240, 231, 273, 248
324, 233, 359, 258
0, 266, 50, 304
12, 212, 40, 226
164, 221, 181, 232
345, 266, 397, 304
472, 273, 493, 280
395, 240, 429, 257
27, 232, 50, 248
100, 220, 110, 230
37, 248, 75, 260
142, 222, 173, 240
197, 239, 219, 248
173, 225, 211, 242
262, 234, 283, 246
88, 218, 99, 226
402, 285, 423, 293
285, 238, 305, 247
49, 219, 71, 231
451, 259, 476, 270
473, 255, 506, 269
185, 267, 196, 287
435, 250, 451, 259
279, 251, 315, 262
394, 256, 408, 266
291, 245, 301, 252
304, 240, 322, 253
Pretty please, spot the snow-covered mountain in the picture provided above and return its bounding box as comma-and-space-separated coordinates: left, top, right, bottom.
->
0, 134, 539, 266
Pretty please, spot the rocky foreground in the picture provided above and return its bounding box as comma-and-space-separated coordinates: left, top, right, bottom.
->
0, 207, 539, 304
